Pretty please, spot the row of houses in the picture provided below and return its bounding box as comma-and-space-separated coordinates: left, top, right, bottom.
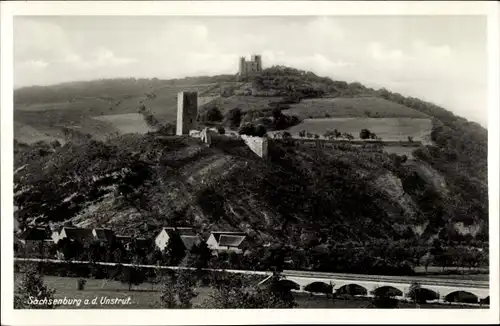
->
15, 225, 249, 256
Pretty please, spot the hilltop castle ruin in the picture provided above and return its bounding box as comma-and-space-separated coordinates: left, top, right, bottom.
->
238, 54, 262, 76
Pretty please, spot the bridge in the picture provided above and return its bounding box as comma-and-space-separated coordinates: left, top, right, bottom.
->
275, 270, 489, 303
15, 258, 489, 304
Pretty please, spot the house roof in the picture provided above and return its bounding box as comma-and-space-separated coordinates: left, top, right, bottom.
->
116, 235, 132, 242
218, 234, 246, 248
62, 227, 95, 243
18, 227, 50, 241
93, 228, 115, 241
180, 235, 201, 251
135, 237, 151, 248
211, 231, 247, 244
161, 227, 196, 237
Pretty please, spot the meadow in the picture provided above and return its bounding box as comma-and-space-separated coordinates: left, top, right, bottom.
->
283, 117, 433, 142
14, 274, 484, 309
286, 97, 429, 119
93, 113, 156, 135
14, 83, 217, 144
207, 95, 285, 113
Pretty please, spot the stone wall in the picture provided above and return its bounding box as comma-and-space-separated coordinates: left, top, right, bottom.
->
241, 135, 269, 159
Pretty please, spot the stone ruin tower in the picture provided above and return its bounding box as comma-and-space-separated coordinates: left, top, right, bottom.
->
176, 91, 198, 136
238, 54, 262, 76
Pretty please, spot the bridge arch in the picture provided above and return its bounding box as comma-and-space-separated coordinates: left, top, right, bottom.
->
372, 286, 403, 298
303, 281, 333, 295
276, 279, 301, 291
335, 284, 368, 296
444, 291, 479, 304
407, 288, 440, 303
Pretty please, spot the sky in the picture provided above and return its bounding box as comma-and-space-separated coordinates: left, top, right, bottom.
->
14, 15, 488, 125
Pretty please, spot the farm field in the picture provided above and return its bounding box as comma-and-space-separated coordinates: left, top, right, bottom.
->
207, 95, 285, 114
286, 96, 429, 119
14, 83, 217, 144
283, 117, 433, 142
14, 275, 485, 309
14, 122, 63, 145
93, 113, 155, 135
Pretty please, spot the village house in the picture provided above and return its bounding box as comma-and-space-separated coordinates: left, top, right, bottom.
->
53, 226, 116, 245
115, 235, 133, 249
16, 227, 53, 255
206, 231, 248, 254
154, 227, 200, 252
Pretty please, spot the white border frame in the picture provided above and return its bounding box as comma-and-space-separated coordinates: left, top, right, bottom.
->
1, 1, 499, 325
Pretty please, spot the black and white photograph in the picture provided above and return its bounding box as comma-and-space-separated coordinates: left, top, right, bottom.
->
1, 1, 499, 325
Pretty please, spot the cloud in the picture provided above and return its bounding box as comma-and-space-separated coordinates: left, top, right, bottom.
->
19, 60, 49, 69
368, 42, 404, 61
12, 16, 487, 125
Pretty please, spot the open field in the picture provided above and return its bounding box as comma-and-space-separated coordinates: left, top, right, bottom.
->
14, 122, 63, 145
283, 117, 433, 142
207, 95, 285, 114
93, 113, 155, 135
14, 275, 485, 309
286, 97, 429, 119
14, 83, 217, 144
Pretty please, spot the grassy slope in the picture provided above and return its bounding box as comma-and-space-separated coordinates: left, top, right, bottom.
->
14, 81, 218, 143
286, 97, 429, 119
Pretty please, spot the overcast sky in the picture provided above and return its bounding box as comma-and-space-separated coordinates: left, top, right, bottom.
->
14, 15, 487, 125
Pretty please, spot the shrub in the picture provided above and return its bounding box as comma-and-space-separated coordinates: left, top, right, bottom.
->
77, 278, 87, 291
226, 108, 242, 128
254, 124, 267, 137
216, 126, 225, 135
359, 129, 372, 139
14, 264, 56, 309
238, 123, 256, 136
204, 106, 224, 122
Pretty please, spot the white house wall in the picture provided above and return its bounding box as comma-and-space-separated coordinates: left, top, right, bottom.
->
155, 230, 171, 251
206, 234, 219, 250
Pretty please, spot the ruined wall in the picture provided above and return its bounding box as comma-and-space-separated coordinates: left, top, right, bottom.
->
176, 91, 198, 136
241, 135, 269, 159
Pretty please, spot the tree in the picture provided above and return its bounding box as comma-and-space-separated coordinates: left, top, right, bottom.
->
187, 242, 212, 269
164, 233, 187, 266
226, 108, 242, 128
176, 271, 197, 308
204, 106, 224, 122
14, 264, 56, 309
158, 272, 197, 309
158, 274, 178, 308
238, 123, 256, 136
216, 126, 225, 135
407, 282, 422, 306
342, 132, 354, 141
359, 129, 372, 140
198, 272, 297, 309
299, 130, 306, 138
120, 265, 146, 291
254, 124, 267, 137
272, 107, 282, 121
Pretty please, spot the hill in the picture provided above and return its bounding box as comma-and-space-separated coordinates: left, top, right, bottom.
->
13, 65, 488, 274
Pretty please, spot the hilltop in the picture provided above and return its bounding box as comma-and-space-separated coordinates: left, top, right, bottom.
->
14, 66, 488, 273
